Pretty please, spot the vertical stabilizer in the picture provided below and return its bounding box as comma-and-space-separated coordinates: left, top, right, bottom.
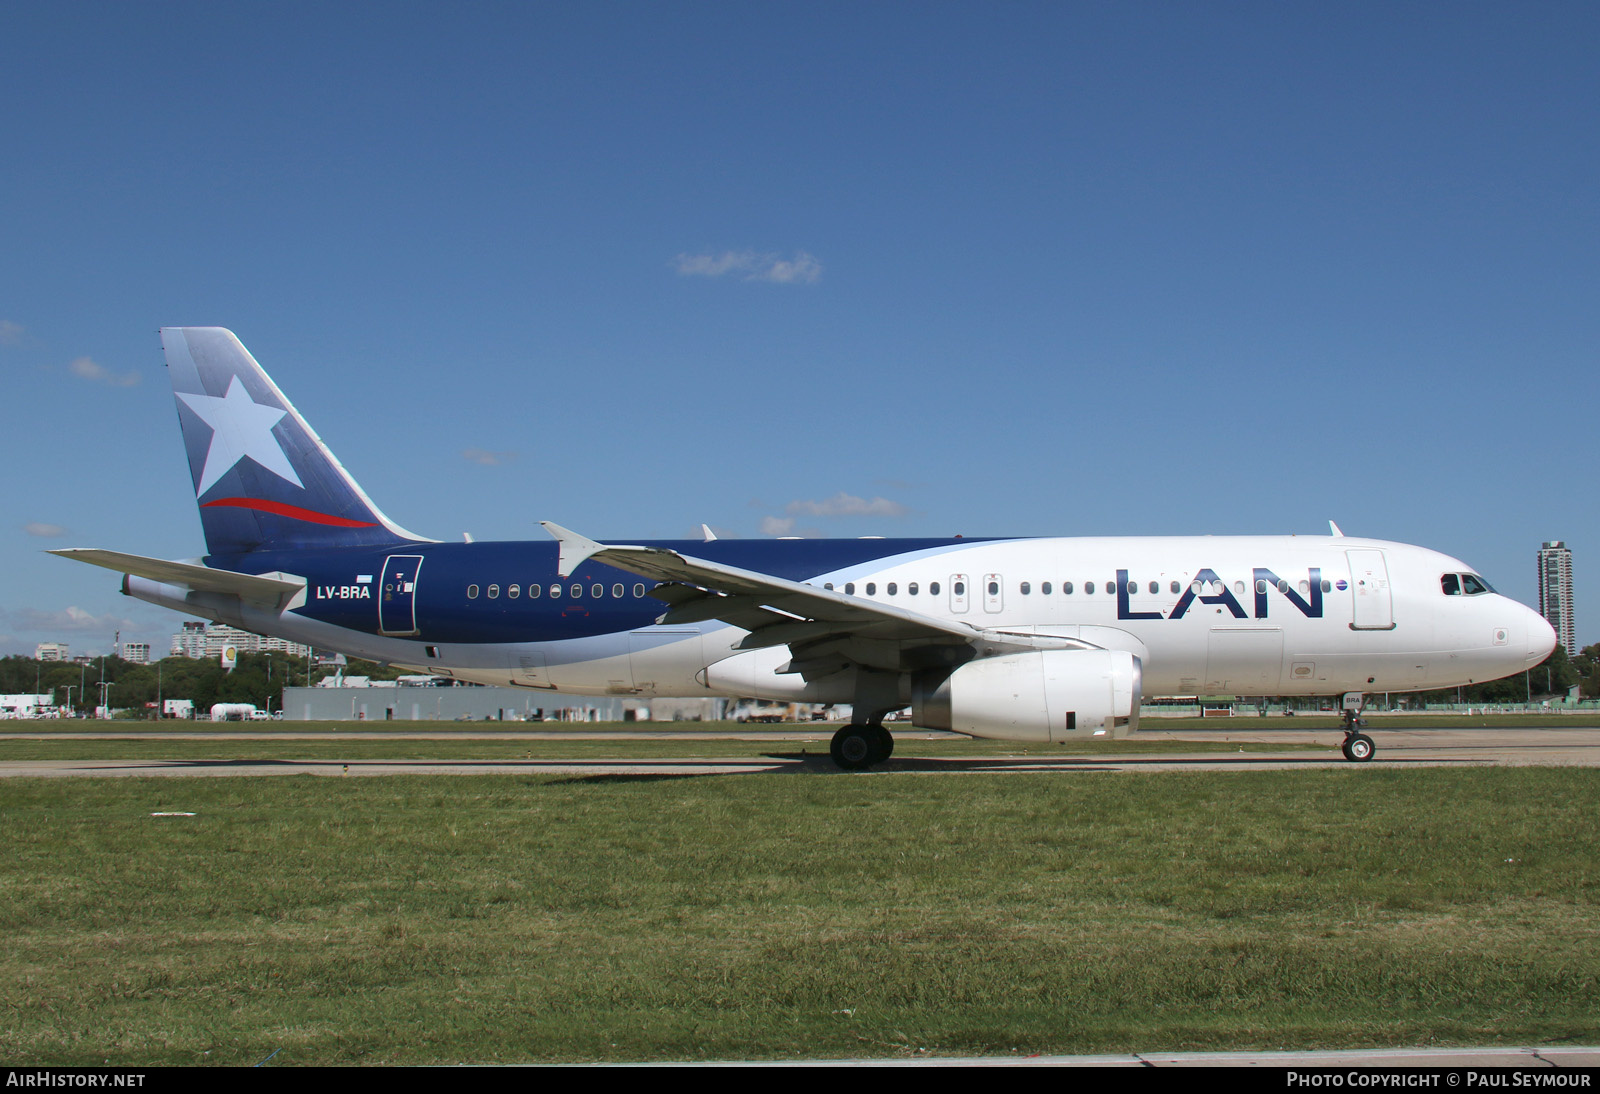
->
162, 327, 432, 556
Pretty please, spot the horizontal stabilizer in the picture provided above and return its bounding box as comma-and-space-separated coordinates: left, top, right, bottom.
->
49, 548, 304, 607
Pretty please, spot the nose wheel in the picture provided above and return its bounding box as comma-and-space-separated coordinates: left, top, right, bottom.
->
1341, 732, 1375, 762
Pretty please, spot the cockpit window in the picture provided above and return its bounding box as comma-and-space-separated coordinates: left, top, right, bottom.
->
1443, 572, 1495, 596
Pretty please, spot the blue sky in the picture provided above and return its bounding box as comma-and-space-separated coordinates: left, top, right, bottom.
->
3, 1, 1596, 658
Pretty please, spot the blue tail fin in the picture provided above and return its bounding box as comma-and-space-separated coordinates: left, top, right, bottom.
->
162, 327, 432, 557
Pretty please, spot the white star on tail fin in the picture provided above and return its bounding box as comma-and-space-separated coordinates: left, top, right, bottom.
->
177, 376, 303, 496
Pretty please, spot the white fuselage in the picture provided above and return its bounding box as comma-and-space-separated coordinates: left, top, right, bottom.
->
131, 534, 1555, 713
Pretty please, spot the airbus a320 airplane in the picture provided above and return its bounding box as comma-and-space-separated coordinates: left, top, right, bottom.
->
55, 328, 1556, 768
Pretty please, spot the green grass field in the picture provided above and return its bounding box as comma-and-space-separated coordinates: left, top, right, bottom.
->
1, 766, 1597, 1064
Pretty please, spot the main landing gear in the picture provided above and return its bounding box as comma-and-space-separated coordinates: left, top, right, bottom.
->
1340, 706, 1375, 763
830, 721, 894, 771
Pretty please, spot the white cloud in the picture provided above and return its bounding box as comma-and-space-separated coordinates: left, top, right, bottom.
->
10, 606, 139, 634
674, 250, 822, 284
23, 522, 67, 538
785, 492, 910, 518
69, 356, 141, 387
760, 516, 796, 537
462, 448, 517, 466
0, 320, 23, 345
754, 253, 822, 284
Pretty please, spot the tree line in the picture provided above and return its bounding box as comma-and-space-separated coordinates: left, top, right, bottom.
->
0, 652, 410, 716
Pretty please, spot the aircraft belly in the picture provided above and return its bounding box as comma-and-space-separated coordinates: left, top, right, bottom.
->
628, 630, 706, 696
1204, 628, 1284, 694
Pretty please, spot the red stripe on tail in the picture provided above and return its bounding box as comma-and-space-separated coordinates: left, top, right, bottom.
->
201, 497, 379, 528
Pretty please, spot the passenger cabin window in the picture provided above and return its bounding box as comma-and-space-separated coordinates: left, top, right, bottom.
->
1020, 581, 1031, 595
1063, 582, 1073, 594
508, 584, 520, 599
613, 584, 624, 598
866, 583, 876, 596
550, 584, 562, 598
634, 584, 646, 597
952, 581, 964, 596
887, 582, 897, 595
1085, 582, 1095, 594
930, 581, 941, 595
1170, 580, 1180, 594
487, 584, 500, 599
845, 583, 855, 595
1042, 582, 1052, 595
467, 584, 479, 599
909, 582, 919, 595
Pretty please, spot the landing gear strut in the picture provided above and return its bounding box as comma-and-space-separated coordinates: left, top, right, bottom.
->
830, 721, 894, 771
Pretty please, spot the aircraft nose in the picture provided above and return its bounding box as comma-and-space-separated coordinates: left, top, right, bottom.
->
1527, 607, 1558, 664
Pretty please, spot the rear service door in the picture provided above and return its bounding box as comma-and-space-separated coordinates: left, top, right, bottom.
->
379, 554, 424, 635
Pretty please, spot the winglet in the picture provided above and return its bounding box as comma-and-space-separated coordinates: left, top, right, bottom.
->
541, 521, 607, 577
1329, 520, 1345, 537
700, 523, 718, 542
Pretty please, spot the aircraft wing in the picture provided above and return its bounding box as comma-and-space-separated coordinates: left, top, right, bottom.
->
541, 522, 1094, 678
50, 549, 305, 610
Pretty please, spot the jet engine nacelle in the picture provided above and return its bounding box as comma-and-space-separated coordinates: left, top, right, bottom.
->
912, 649, 1142, 743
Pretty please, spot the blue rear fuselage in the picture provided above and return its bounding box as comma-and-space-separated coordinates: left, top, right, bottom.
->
215, 536, 997, 644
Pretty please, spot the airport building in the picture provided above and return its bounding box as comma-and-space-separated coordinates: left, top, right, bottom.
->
0, 694, 56, 718
280, 679, 726, 722
1538, 541, 1576, 654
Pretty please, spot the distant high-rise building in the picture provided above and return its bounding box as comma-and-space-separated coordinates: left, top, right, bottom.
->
1538, 541, 1576, 654
35, 643, 69, 661
121, 643, 151, 664
170, 621, 310, 660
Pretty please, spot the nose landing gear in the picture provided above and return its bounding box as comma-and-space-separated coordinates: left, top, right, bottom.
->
1339, 697, 1375, 762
